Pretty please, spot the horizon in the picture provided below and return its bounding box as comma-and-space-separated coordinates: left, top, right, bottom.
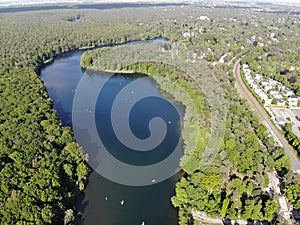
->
1, 0, 300, 6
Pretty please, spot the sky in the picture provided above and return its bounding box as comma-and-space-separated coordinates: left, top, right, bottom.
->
0, 0, 300, 6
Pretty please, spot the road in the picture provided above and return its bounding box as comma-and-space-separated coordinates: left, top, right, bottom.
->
234, 59, 300, 173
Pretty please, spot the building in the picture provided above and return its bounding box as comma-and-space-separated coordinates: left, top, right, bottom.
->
282, 89, 295, 97
273, 94, 283, 100
277, 99, 285, 106
183, 32, 191, 37
261, 80, 270, 86
269, 89, 279, 96
243, 64, 249, 70
264, 85, 273, 92
288, 96, 298, 107
255, 74, 263, 81
258, 91, 269, 103
252, 84, 259, 92
269, 79, 277, 86
265, 98, 273, 105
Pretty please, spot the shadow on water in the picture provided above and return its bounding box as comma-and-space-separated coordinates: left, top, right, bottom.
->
54, 100, 72, 126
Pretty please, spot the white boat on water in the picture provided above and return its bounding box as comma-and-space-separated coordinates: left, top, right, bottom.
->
120, 200, 124, 205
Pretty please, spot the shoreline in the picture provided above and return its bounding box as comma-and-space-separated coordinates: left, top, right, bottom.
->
87, 67, 136, 74
37, 36, 164, 73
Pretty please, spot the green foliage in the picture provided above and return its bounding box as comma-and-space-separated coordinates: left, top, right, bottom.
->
0, 69, 88, 224
1, 4, 299, 224
284, 184, 300, 209
282, 123, 300, 158
41, 205, 54, 224
264, 199, 278, 221
220, 197, 230, 217
283, 171, 300, 210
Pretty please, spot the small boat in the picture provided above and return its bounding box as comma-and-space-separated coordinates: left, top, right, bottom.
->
120, 200, 124, 205
151, 179, 156, 183
168, 121, 172, 124
105, 197, 108, 200
141, 222, 145, 225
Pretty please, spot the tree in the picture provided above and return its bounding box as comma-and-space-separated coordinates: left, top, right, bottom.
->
220, 197, 230, 217
271, 98, 278, 104
42, 205, 54, 224
64, 209, 75, 225
284, 184, 300, 209
263, 199, 278, 221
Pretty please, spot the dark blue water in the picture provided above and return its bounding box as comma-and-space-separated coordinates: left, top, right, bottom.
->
40, 44, 183, 225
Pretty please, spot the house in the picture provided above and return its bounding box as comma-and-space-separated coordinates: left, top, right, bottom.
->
252, 84, 259, 92
265, 98, 273, 105
243, 64, 249, 70
269, 79, 277, 86
248, 80, 254, 86
277, 99, 285, 106
277, 85, 283, 91
244, 69, 251, 75
269, 89, 279, 96
258, 92, 269, 102
288, 96, 298, 107
282, 90, 288, 96
287, 90, 295, 96
255, 87, 263, 95
183, 32, 191, 37
264, 85, 273, 92
255, 74, 263, 81
245, 74, 252, 80
249, 80, 255, 86
282, 89, 295, 97
199, 16, 208, 20
273, 94, 283, 99
245, 75, 251, 80
261, 80, 269, 86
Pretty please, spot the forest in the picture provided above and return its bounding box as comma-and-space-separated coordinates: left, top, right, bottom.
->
0, 2, 300, 225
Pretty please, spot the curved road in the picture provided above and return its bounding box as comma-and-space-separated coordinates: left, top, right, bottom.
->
234, 59, 300, 173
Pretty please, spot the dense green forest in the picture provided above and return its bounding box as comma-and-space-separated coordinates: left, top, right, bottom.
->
0, 7, 167, 225
1, 3, 300, 225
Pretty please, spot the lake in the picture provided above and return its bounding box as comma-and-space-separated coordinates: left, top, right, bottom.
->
40, 40, 183, 225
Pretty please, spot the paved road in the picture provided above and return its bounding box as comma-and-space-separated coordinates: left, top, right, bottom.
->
234, 59, 300, 173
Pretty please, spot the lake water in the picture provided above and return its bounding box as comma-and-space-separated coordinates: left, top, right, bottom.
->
40, 41, 183, 225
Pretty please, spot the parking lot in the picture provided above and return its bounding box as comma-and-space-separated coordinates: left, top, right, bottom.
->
270, 107, 300, 137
